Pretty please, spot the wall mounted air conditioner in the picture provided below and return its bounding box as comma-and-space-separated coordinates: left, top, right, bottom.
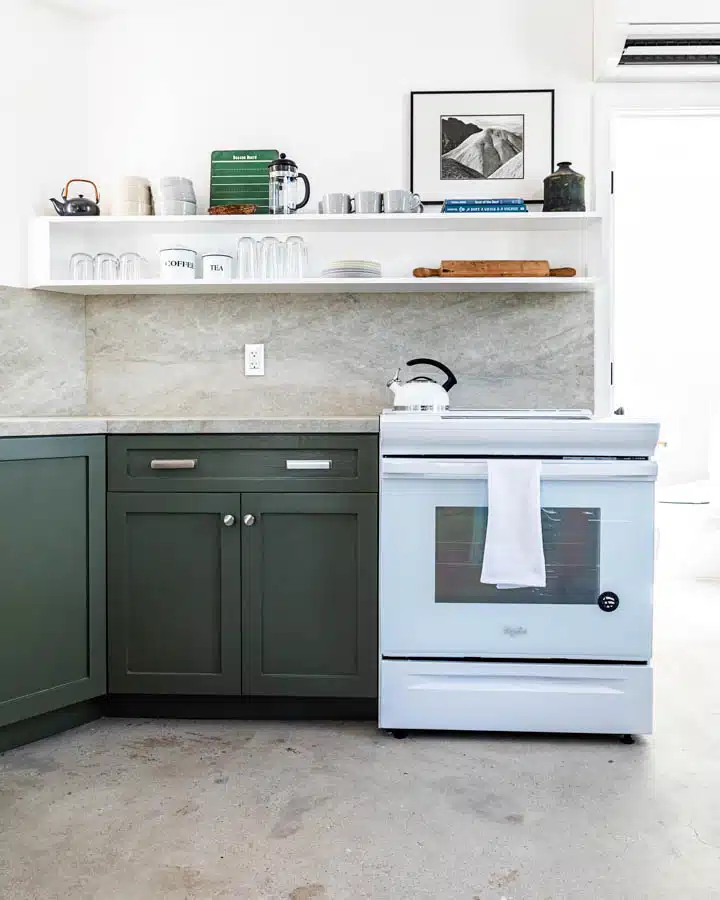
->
595, 0, 720, 82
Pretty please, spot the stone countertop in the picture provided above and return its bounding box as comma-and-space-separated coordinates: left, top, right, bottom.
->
0, 416, 380, 437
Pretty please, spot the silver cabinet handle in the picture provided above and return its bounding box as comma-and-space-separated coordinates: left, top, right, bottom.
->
222, 514, 236, 527
150, 458, 198, 470
285, 459, 332, 470
243, 514, 256, 527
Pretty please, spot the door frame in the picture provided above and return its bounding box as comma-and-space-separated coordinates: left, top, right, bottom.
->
593, 84, 720, 415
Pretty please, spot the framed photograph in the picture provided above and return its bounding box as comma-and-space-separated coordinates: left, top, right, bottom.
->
410, 89, 555, 205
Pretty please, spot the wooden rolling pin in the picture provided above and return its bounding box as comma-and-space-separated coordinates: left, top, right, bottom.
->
413, 260, 577, 278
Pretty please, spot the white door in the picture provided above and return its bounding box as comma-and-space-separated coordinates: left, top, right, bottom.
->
380, 460, 655, 661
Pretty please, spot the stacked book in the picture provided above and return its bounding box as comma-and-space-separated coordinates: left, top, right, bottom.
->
441, 198, 528, 213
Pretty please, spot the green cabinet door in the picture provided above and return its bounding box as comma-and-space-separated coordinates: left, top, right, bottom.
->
0, 437, 106, 729
242, 493, 378, 698
108, 493, 242, 694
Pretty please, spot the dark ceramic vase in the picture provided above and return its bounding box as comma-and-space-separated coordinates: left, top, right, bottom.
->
543, 161, 586, 212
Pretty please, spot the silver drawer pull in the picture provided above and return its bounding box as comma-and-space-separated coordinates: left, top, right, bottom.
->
150, 458, 198, 470
285, 459, 333, 471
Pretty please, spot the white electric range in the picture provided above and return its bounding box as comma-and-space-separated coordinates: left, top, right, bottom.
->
379, 409, 661, 738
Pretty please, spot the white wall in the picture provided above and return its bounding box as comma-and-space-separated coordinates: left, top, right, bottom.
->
0, 0, 88, 286
83, 0, 594, 211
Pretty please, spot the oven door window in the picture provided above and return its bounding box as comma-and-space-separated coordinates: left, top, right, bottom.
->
435, 506, 600, 604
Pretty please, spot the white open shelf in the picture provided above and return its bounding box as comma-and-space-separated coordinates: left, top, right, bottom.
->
33, 277, 596, 295
35, 211, 601, 233
29, 212, 603, 294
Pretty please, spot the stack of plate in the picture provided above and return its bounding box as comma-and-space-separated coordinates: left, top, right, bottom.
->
322, 260, 382, 278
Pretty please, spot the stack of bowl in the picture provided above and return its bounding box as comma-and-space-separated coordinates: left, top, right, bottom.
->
109, 176, 152, 216
153, 177, 197, 215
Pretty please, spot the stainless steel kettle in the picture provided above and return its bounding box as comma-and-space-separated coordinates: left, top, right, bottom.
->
387, 358, 458, 411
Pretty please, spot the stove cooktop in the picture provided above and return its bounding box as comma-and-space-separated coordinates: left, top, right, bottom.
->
380, 409, 660, 459
382, 408, 593, 419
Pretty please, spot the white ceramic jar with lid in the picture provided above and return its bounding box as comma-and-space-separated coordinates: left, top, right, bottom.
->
202, 253, 233, 281
159, 247, 196, 280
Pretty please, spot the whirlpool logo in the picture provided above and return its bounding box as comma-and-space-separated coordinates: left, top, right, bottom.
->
503, 626, 528, 637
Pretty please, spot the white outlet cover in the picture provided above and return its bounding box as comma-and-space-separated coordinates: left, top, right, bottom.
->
245, 343, 265, 376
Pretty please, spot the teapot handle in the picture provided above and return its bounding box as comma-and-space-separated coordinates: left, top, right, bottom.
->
62, 179, 100, 202
406, 357, 458, 392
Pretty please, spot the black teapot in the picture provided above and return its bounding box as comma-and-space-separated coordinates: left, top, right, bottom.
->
50, 179, 100, 216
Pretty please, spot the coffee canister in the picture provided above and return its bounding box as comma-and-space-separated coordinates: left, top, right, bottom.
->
543, 161, 586, 212
202, 253, 233, 281
159, 247, 197, 280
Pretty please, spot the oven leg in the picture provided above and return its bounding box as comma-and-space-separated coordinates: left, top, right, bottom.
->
391, 730, 409, 740
621, 734, 635, 745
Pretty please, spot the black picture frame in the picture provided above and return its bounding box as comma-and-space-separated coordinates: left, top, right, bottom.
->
410, 89, 555, 206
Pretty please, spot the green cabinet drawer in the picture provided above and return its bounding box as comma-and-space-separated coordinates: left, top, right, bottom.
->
108, 435, 378, 493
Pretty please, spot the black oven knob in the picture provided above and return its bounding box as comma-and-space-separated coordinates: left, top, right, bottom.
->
598, 592, 619, 612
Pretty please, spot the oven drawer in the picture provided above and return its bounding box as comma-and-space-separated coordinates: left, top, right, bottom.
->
379, 660, 653, 735
108, 435, 378, 492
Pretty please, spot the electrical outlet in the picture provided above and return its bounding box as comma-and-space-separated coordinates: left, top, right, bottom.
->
245, 343, 265, 376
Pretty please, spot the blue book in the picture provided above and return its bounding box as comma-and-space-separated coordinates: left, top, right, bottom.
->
442, 200, 527, 213
442, 204, 527, 213
443, 198, 526, 206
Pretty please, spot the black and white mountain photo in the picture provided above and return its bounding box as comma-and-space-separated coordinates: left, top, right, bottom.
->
441, 115, 524, 180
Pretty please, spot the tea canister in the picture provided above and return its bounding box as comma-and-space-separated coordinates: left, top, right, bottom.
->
159, 247, 196, 280
543, 161, 586, 213
202, 253, 233, 281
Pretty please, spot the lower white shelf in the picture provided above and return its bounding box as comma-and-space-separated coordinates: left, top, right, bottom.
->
32, 277, 596, 295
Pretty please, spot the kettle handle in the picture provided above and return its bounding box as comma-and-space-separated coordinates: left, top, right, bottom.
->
62, 179, 100, 202
295, 172, 310, 210
406, 357, 458, 392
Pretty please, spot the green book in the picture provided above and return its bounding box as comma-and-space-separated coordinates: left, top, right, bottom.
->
210, 149, 278, 214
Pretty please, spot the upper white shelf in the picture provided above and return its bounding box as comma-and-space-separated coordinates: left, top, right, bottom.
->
38, 211, 601, 233
33, 277, 596, 295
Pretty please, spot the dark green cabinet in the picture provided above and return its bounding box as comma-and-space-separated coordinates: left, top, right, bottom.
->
0, 437, 106, 729
241, 493, 378, 697
107, 492, 378, 699
106, 434, 379, 701
108, 493, 243, 694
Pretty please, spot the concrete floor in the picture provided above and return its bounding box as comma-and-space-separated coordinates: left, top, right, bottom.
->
1, 506, 719, 900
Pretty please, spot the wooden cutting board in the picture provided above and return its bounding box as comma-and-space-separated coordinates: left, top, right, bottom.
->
413, 260, 577, 278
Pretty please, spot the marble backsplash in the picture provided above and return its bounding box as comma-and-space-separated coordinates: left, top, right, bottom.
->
1, 288, 593, 416
0, 287, 86, 415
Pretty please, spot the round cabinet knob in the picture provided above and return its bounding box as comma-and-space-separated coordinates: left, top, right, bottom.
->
222, 514, 236, 527
243, 514, 256, 527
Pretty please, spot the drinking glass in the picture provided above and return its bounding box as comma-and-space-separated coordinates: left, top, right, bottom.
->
237, 237, 259, 280
69, 252, 94, 280
284, 236, 308, 278
259, 236, 281, 280
118, 252, 146, 280
94, 252, 118, 280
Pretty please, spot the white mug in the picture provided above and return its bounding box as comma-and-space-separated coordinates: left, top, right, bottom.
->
321, 192, 352, 214
159, 247, 196, 280
383, 190, 423, 213
354, 190, 383, 214
202, 253, 233, 281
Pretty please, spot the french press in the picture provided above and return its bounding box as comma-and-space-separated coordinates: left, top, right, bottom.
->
268, 153, 311, 214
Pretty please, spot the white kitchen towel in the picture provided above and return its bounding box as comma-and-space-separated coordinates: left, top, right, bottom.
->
480, 459, 547, 589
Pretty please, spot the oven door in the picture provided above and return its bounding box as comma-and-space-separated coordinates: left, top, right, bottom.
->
380, 458, 656, 661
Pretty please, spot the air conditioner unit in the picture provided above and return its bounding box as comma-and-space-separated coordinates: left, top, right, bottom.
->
595, 0, 720, 81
